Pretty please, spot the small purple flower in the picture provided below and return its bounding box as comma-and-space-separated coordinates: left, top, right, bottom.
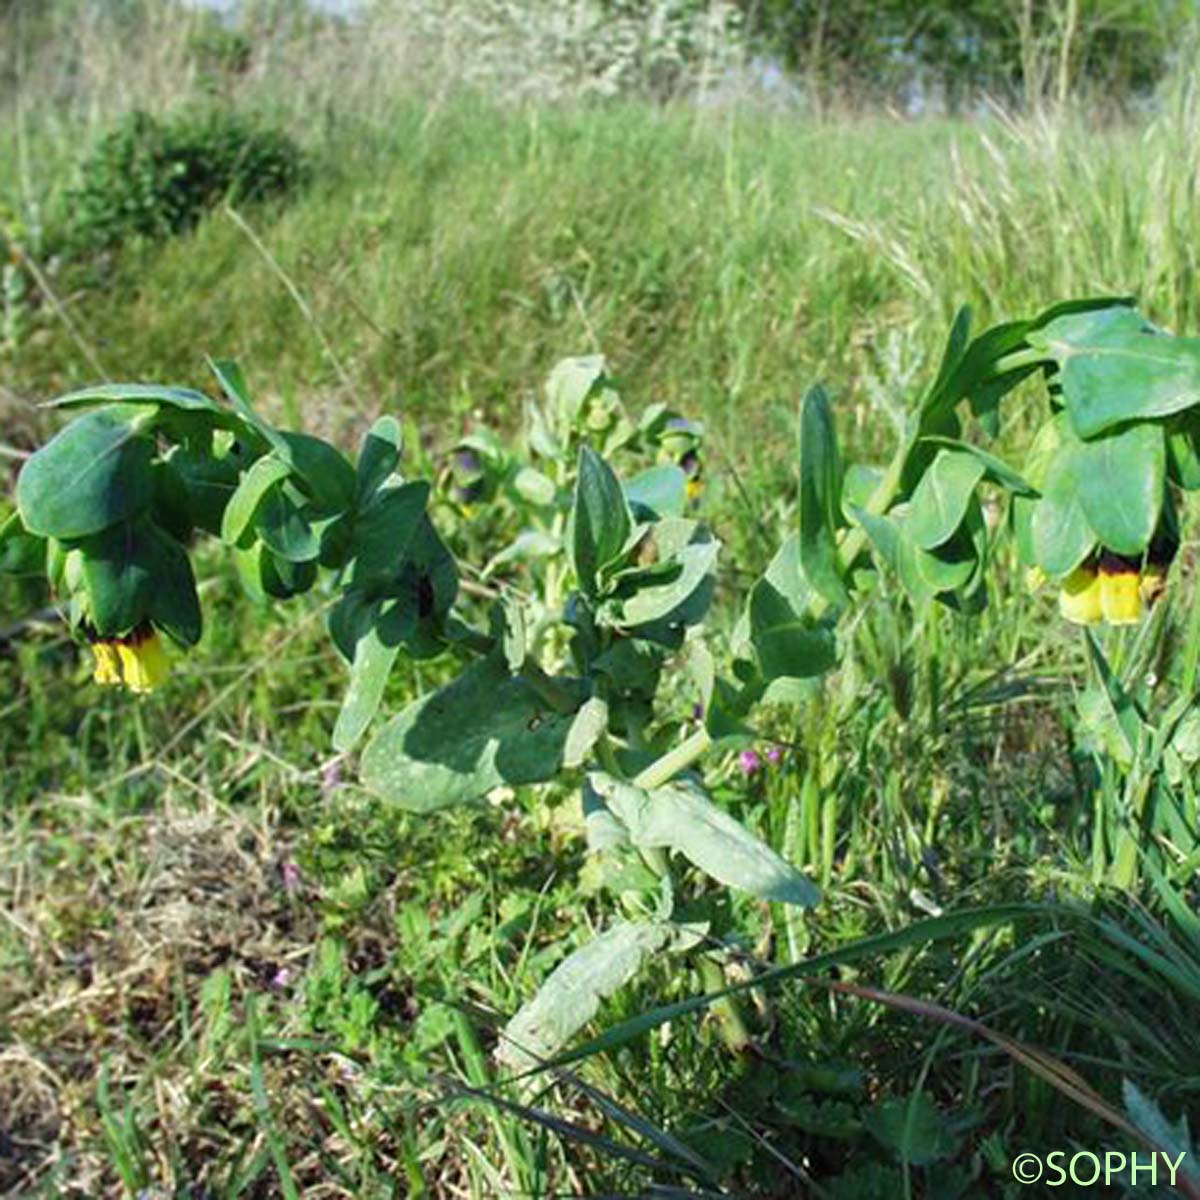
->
739, 749, 762, 776
766, 746, 784, 766
272, 966, 293, 989
321, 759, 344, 797
281, 860, 302, 891
454, 448, 481, 474
692, 702, 705, 721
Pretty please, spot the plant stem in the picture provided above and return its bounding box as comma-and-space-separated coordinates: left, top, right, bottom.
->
633, 726, 711, 790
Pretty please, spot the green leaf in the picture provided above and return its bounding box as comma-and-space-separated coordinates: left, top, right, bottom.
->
497, 921, 672, 1072
919, 305, 972, 420
355, 415, 403, 503
614, 520, 718, 629
1073, 422, 1164, 557
332, 598, 416, 752
571, 446, 632, 597
17, 406, 155, 539
79, 519, 201, 645
895, 507, 981, 602
360, 656, 590, 812
1029, 306, 1200, 438
798, 384, 848, 606
592, 773, 820, 908
625, 465, 686, 520
46, 381, 233, 425
349, 482, 431, 587
742, 534, 836, 681
279, 431, 355, 513
0, 511, 45, 577
905, 449, 985, 549
546, 355, 609, 427
167, 441, 248, 536
865, 1093, 964, 1166
208, 358, 285, 454
1032, 460, 1096, 577
220, 455, 292, 545
918, 437, 1035, 496
1166, 412, 1200, 489
254, 485, 319, 563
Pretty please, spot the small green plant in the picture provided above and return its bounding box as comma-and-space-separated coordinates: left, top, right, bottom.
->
5, 296, 1200, 1082
65, 107, 307, 250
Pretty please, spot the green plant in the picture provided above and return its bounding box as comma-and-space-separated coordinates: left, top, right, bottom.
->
65, 107, 307, 250
6, 296, 1200, 1100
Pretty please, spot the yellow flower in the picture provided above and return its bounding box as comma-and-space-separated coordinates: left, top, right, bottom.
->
116, 628, 171, 693
1059, 563, 1103, 625
87, 624, 171, 693
91, 641, 123, 686
1099, 559, 1142, 626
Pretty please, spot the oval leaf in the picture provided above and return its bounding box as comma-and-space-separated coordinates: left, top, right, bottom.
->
17, 407, 155, 539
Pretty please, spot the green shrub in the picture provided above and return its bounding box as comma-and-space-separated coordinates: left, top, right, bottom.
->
66, 107, 307, 249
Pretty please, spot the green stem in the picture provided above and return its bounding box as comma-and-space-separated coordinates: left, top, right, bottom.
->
698, 957, 751, 1053
634, 727, 712, 790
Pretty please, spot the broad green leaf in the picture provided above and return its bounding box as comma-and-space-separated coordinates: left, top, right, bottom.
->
1032, 456, 1096, 577
798, 384, 848, 606
918, 437, 1035, 496
349, 482, 431, 586
254, 485, 319, 563
842, 463, 884, 511
571, 446, 632, 597
220, 455, 291, 545
847, 506, 900, 573
615, 521, 718, 628
79, 519, 201, 645
360, 656, 590, 812
1073, 422, 1164, 556
741, 534, 836, 681
625, 465, 686, 520
279, 431, 355, 513
168, 441, 248, 536
905, 449, 985, 549
355, 415, 403, 503
46, 381, 231, 422
332, 598, 417, 752
591, 773, 820, 907
17, 406, 155, 539
895, 507, 981, 601
546, 355, 609, 426
497, 921, 672, 1072
1030, 306, 1200, 438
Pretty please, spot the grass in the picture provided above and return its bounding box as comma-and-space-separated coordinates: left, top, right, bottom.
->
4, 4, 1200, 1197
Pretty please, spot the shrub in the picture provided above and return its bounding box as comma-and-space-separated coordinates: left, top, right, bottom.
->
66, 107, 307, 250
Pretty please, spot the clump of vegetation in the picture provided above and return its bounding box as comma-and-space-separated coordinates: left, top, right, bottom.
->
65, 107, 307, 250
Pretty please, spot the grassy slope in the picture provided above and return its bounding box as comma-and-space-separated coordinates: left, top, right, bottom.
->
4, 28, 1200, 1199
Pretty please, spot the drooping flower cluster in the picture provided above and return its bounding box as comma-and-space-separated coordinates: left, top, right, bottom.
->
87, 622, 172, 693
1057, 535, 1176, 627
